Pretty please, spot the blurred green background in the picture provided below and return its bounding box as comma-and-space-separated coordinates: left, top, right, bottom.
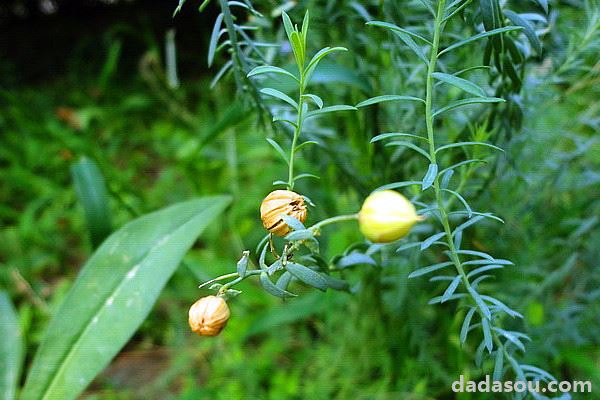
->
0, 0, 599, 399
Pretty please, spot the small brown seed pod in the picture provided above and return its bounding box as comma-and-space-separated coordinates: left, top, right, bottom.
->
260, 190, 307, 236
188, 295, 230, 336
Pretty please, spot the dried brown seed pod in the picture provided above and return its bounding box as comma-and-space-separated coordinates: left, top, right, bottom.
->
260, 190, 307, 236
188, 295, 230, 336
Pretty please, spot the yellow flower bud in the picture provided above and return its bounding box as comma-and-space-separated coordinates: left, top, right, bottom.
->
260, 190, 307, 236
358, 190, 423, 243
188, 296, 230, 336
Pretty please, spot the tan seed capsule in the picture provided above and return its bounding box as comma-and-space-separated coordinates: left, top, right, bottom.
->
260, 190, 307, 236
188, 296, 230, 336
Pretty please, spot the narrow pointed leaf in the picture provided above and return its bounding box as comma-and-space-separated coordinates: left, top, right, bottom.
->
285, 263, 328, 291
304, 105, 356, 119
433, 97, 505, 117
432, 72, 486, 97
260, 88, 298, 109
247, 65, 299, 82
438, 26, 523, 56
408, 261, 454, 278
266, 138, 290, 165
356, 95, 425, 108
371, 132, 428, 143
441, 276, 462, 303
436, 141, 504, 154
460, 307, 477, 343
71, 157, 112, 248
422, 163, 438, 190
261, 271, 297, 298
208, 14, 224, 67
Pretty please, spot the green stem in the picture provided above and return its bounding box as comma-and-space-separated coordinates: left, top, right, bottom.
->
424, 0, 509, 364
288, 80, 306, 190
310, 213, 359, 232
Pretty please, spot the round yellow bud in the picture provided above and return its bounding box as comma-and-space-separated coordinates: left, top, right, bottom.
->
260, 190, 307, 236
188, 295, 230, 336
358, 190, 423, 243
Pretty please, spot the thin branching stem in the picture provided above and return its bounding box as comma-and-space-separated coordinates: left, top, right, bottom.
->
424, 0, 511, 372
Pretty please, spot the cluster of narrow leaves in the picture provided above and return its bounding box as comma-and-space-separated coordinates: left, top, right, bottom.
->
175, 0, 274, 114
355, 1, 559, 398
252, 215, 352, 298
247, 11, 356, 190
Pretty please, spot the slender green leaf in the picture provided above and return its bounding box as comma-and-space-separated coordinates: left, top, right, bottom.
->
441, 276, 462, 303
266, 138, 290, 165
420, 232, 446, 250
208, 14, 224, 67
435, 141, 504, 154
371, 132, 428, 143
442, 188, 472, 217
468, 286, 491, 319
71, 157, 112, 248
493, 349, 505, 380
302, 94, 323, 109
260, 271, 297, 298
260, 88, 298, 109
433, 97, 505, 117
482, 317, 494, 352
408, 261, 454, 278
366, 21, 432, 44
20, 196, 231, 400
438, 26, 523, 56
422, 163, 438, 190
460, 307, 477, 343
247, 65, 299, 82
285, 263, 328, 291
504, 10, 542, 54
385, 141, 432, 161
432, 72, 486, 97
304, 105, 356, 120
304, 47, 348, 84
356, 95, 425, 108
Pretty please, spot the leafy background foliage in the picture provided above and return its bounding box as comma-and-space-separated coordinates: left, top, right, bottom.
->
1, 0, 599, 398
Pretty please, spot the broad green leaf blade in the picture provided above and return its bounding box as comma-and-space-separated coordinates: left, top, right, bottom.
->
438, 26, 523, 56
20, 196, 231, 400
0, 292, 23, 400
356, 95, 425, 108
71, 157, 112, 248
260, 88, 299, 109
433, 97, 505, 118
432, 72, 486, 97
